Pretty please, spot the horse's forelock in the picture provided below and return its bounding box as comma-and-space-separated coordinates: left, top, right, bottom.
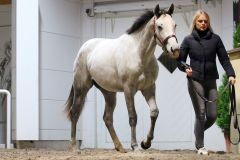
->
156, 10, 168, 18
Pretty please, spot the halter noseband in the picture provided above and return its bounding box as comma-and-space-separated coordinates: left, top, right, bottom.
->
153, 16, 178, 50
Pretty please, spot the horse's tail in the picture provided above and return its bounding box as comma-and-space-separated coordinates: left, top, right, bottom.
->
65, 85, 74, 121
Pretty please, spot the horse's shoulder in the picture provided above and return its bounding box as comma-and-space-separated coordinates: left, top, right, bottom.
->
147, 58, 159, 70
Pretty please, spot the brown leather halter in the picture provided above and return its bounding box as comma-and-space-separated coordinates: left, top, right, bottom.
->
153, 16, 178, 50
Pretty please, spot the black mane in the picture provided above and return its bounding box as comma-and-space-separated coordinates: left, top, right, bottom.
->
126, 10, 154, 34
126, 8, 170, 34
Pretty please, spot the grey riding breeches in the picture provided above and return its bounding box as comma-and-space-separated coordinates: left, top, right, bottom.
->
187, 78, 218, 149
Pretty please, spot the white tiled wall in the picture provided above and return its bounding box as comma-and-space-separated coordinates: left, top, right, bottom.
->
39, 0, 82, 140
79, 1, 96, 42
221, 0, 234, 50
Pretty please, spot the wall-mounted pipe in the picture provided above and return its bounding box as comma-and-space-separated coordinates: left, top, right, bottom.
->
91, 0, 199, 17
0, 89, 11, 149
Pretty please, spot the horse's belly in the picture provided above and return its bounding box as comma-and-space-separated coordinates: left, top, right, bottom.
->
89, 68, 123, 92
93, 78, 123, 92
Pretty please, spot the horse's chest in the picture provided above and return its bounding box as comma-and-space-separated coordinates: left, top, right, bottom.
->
137, 68, 158, 89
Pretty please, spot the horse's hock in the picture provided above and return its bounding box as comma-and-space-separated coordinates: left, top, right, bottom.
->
228, 47, 240, 153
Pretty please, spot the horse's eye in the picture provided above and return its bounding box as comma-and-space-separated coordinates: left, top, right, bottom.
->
158, 26, 162, 31
175, 24, 177, 28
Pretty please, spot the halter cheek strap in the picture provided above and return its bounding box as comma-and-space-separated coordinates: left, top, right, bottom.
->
153, 16, 178, 49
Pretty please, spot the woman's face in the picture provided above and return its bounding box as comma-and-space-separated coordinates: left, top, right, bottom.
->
195, 14, 209, 31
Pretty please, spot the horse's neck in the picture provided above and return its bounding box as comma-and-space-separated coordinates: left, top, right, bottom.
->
132, 17, 156, 62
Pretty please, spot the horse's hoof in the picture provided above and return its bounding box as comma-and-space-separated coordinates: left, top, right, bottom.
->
68, 142, 80, 153
68, 144, 74, 151
69, 146, 79, 152
131, 143, 139, 151
133, 147, 141, 153
72, 148, 81, 154
116, 147, 127, 153
141, 141, 151, 150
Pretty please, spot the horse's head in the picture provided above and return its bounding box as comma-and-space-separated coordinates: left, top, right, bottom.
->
153, 4, 179, 59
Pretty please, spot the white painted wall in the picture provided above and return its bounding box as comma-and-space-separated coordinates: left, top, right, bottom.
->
15, 0, 39, 140
39, 0, 82, 140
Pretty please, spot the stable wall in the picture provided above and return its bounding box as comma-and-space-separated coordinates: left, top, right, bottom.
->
11, 0, 96, 144
14, 0, 39, 140
38, 0, 82, 140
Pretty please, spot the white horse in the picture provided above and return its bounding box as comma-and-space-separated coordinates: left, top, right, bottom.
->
65, 4, 179, 153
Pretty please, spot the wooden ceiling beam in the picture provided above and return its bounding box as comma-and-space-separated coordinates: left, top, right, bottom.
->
0, 0, 11, 5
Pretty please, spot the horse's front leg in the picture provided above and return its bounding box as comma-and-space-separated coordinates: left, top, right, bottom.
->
123, 85, 138, 151
140, 84, 159, 150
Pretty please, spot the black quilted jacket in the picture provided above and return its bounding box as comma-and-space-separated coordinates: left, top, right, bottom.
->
177, 29, 235, 80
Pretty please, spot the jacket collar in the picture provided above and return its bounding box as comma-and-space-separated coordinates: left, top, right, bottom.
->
192, 28, 212, 41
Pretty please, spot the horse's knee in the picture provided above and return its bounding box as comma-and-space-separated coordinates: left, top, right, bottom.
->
129, 115, 137, 126
150, 108, 159, 118
70, 107, 80, 123
103, 115, 113, 126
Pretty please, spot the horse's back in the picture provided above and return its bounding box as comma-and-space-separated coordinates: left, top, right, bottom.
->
73, 38, 105, 70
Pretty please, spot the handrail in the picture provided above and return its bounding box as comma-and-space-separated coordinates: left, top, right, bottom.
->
0, 89, 11, 149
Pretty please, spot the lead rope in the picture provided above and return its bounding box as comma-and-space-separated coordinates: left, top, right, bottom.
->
229, 84, 240, 145
191, 79, 240, 144
189, 77, 229, 103
182, 61, 240, 144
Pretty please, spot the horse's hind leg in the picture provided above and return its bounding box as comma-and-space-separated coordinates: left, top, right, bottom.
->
70, 77, 92, 150
140, 83, 159, 150
97, 85, 126, 153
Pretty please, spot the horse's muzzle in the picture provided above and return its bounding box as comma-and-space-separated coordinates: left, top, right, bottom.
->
170, 48, 180, 59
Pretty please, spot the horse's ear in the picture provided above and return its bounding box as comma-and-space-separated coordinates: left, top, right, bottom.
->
167, 3, 174, 16
154, 4, 160, 17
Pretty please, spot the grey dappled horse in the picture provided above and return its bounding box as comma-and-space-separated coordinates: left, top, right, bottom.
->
65, 4, 179, 153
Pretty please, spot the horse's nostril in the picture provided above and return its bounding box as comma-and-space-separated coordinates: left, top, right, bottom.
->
171, 47, 174, 52
173, 49, 180, 58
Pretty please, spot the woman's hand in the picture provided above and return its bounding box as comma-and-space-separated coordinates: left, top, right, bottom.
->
185, 67, 192, 77
228, 76, 236, 85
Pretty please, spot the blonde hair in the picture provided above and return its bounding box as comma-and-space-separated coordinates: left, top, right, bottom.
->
190, 10, 213, 33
